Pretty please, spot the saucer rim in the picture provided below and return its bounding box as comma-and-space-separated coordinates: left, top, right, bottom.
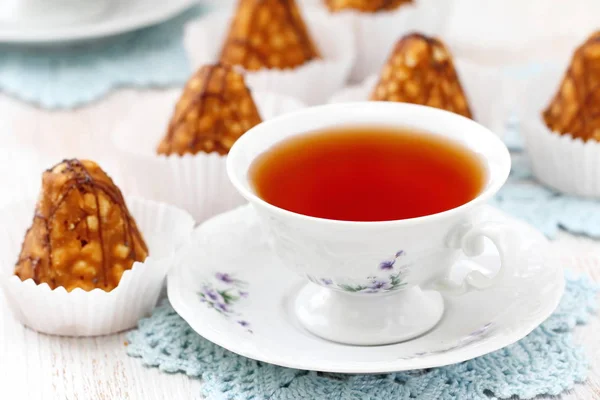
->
167, 206, 565, 373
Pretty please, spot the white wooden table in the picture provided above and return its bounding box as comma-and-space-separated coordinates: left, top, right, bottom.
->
0, 90, 599, 400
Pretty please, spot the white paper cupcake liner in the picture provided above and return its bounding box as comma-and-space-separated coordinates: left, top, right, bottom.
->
519, 63, 600, 198
112, 90, 305, 223
329, 59, 510, 138
521, 118, 600, 198
320, 0, 450, 82
184, 8, 355, 105
0, 196, 195, 336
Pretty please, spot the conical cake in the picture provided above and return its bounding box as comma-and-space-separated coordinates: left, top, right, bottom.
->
370, 33, 472, 119
219, 0, 320, 70
543, 32, 600, 141
157, 64, 263, 156
324, 0, 412, 12
14, 159, 148, 292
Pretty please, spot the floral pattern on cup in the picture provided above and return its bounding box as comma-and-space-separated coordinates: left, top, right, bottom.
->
310, 250, 409, 294
198, 272, 252, 333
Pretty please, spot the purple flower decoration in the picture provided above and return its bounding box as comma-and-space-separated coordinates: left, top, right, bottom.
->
369, 280, 392, 291
215, 272, 235, 284
379, 260, 395, 270
198, 274, 251, 332
201, 287, 227, 306
318, 251, 408, 294
215, 302, 230, 313
204, 288, 220, 301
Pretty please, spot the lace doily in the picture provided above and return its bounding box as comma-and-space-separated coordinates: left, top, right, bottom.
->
127, 272, 597, 400
491, 151, 600, 239
0, 8, 202, 109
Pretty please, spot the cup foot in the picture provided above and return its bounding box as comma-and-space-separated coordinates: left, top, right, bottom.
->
295, 284, 444, 346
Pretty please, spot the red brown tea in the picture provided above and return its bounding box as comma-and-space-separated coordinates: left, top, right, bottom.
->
249, 126, 486, 221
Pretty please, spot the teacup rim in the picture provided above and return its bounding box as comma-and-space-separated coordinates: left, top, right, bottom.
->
227, 102, 511, 228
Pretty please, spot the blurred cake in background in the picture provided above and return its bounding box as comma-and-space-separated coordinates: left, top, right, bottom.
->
370, 33, 472, 119
323, 0, 412, 12
543, 31, 600, 141
518, 31, 600, 198
219, 0, 320, 70
157, 64, 262, 156
14, 159, 148, 292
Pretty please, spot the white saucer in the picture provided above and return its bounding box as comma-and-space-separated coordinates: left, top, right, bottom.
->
0, 0, 194, 44
168, 205, 564, 373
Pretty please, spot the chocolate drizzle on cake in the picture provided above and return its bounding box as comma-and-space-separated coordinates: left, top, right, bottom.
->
15, 159, 148, 292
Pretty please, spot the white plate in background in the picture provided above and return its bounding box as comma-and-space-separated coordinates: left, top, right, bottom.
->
0, 0, 195, 44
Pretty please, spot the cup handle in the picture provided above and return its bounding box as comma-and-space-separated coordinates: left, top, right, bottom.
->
428, 222, 519, 296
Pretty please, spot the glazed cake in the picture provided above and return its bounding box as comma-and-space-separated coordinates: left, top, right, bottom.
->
219, 0, 320, 70
157, 64, 263, 156
15, 159, 148, 292
370, 33, 472, 119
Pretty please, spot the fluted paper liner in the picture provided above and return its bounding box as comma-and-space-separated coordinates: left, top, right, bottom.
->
184, 8, 355, 105
520, 64, 600, 198
112, 90, 305, 223
329, 59, 510, 138
0, 197, 195, 336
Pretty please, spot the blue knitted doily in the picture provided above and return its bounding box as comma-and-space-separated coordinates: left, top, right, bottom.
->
490, 147, 600, 239
0, 8, 203, 109
488, 66, 600, 238
127, 272, 597, 400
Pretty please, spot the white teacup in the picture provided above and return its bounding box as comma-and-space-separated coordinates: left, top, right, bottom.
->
227, 102, 512, 345
0, 0, 111, 26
